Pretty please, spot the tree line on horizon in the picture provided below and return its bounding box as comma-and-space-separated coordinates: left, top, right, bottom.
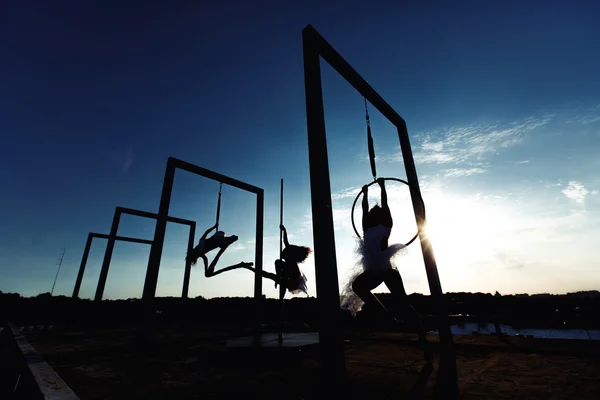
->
1, 290, 599, 331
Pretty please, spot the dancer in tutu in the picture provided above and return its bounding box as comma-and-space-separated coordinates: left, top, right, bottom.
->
340, 178, 432, 361
274, 224, 309, 296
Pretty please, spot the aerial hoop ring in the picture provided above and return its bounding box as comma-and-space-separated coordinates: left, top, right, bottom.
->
350, 177, 425, 247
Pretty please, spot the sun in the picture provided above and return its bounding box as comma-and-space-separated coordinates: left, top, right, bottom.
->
386, 186, 512, 273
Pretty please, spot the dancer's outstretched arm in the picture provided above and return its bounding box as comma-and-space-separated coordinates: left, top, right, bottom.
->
377, 178, 393, 228
201, 224, 217, 241
362, 185, 369, 231
280, 224, 290, 247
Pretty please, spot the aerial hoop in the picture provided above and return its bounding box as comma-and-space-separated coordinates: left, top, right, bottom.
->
350, 177, 425, 247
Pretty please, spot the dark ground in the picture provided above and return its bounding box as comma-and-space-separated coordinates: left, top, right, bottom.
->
25, 326, 600, 400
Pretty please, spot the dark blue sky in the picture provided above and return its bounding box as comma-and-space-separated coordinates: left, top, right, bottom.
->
2, 1, 599, 298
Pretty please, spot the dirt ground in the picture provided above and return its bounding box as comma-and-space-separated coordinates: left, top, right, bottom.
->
27, 327, 600, 400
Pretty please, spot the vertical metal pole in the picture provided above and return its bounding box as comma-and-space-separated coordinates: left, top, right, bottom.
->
140, 160, 175, 345
278, 178, 284, 342
73, 234, 93, 298
396, 125, 459, 399
95, 211, 121, 302
143, 160, 176, 301
303, 30, 347, 386
279, 179, 284, 258
253, 189, 264, 344
51, 248, 66, 296
182, 223, 196, 299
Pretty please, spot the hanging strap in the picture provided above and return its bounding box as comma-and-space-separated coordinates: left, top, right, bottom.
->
279, 178, 284, 258
215, 183, 222, 231
365, 98, 377, 181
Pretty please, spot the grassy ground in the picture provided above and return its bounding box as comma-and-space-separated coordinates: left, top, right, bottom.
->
27, 327, 600, 399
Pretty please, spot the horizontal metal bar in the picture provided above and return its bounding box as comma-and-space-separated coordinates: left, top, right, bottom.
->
115, 236, 153, 245
89, 232, 153, 245
168, 157, 263, 194
115, 206, 194, 226
303, 25, 405, 127
166, 215, 195, 226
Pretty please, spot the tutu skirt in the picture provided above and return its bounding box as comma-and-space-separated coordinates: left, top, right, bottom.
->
340, 239, 407, 316
290, 270, 308, 295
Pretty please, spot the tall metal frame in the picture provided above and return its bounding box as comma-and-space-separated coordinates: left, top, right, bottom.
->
302, 24, 459, 398
142, 157, 264, 337
71, 206, 196, 301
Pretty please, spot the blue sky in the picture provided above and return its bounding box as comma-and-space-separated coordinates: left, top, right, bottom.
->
1, 1, 599, 299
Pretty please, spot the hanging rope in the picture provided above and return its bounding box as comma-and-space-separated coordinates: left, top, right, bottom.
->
365, 98, 377, 181
353, 99, 426, 247
215, 183, 222, 231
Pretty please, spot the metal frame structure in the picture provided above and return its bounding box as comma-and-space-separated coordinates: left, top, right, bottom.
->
302, 24, 459, 398
142, 157, 264, 337
72, 206, 196, 301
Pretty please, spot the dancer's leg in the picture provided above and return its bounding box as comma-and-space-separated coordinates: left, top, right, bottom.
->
205, 247, 227, 277
209, 262, 251, 277
204, 236, 240, 277
352, 271, 385, 308
241, 264, 279, 284
384, 269, 433, 362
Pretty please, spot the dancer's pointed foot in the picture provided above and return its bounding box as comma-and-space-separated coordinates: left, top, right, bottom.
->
226, 235, 239, 245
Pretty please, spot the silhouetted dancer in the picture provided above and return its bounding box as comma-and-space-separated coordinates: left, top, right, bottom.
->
186, 223, 252, 277
341, 178, 433, 362
187, 223, 281, 282
274, 224, 309, 296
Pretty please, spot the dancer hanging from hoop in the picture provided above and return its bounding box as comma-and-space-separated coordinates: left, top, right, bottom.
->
341, 178, 432, 362
274, 224, 309, 296
186, 183, 279, 281
187, 223, 283, 282
186, 223, 252, 277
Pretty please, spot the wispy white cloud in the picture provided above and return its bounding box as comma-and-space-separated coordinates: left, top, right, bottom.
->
102, 146, 134, 174
512, 160, 531, 164
361, 115, 553, 167
495, 251, 527, 270
561, 181, 590, 204
544, 180, 564, 188
331, 186, 362, 200
414, 115, 552, 165
228, 243, 248, 252
443, 168, 486, 178
578, 115, 600, 125
123, 147, 133, 173
567, 105, 600, 125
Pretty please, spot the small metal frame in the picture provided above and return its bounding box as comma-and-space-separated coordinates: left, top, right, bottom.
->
71, 206, 196, 301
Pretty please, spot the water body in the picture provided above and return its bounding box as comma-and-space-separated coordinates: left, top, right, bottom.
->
431, 322, 600, 341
